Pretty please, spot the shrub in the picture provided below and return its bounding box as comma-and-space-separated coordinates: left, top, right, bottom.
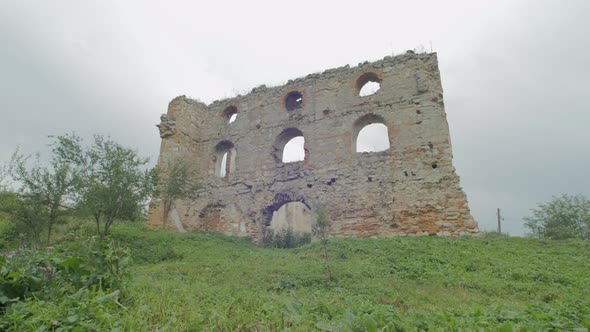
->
524, 194, 590, 240
263, 226, 311, 249
0, 220, 17, 250
0, 237, 130, 320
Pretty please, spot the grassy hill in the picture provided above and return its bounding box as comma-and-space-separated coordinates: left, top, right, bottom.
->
3, 223, 590, 330
113, 224, 590, 331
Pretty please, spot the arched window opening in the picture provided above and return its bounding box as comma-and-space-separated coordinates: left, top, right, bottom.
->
269, 201, 312, 236
214, 140, 236, 177
356, 72, 382, 97
356, 123, 390, 152
285, 91, 303, 111
272, 128, 306, 163
219, 152, 228, 177
222, 106, 238, 124
283, 136, 305, 163
352, 114, 390, 153
359, 81, 381, 96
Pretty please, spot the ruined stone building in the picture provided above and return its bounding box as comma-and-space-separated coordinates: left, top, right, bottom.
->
146, 51, 479, 242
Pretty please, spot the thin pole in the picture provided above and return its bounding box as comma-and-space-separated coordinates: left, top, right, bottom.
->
497, 208, 502, 234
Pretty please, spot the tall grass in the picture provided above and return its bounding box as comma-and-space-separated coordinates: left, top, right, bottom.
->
3, 221, 590, 330
112, 224, 590, 330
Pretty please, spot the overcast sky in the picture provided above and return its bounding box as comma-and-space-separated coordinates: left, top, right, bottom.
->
1, 0, 588, 235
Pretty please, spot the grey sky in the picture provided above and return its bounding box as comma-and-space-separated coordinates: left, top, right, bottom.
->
1, 0, 588, 235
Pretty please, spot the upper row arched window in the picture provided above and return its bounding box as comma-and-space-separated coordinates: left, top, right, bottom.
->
285, 91, 304, 112
220, 72, 383, 120
223, 106, 238, 124
357, 72, 382, 97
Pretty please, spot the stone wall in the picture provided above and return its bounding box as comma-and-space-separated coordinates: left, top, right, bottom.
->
146, 51, 479, 243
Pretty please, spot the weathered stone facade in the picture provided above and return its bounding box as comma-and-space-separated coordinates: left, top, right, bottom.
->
146, 51, 478, 243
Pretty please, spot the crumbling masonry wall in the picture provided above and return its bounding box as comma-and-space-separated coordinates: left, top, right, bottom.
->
146, 52, 479, 242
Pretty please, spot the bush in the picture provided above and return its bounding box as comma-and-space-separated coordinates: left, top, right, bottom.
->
1, 288, 130, 331
0, 220, 17, 250
0, 236, 131, 327
525, 194, 590, 240
263, 226, 311, 249
0, 191, 19, 249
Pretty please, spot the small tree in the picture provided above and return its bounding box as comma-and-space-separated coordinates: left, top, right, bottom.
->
8, 134, 80, 245
0, 191, 24, 248
524, 194, 590, 240
13, 194, 50, 247
77, 135, 152, 240
312, 207, 333, 281
0, 162, 9, 191
153, 156, 201, 224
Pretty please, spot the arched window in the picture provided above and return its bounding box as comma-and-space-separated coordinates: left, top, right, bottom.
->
272, 128, 306, 163
285, 91, 304, 111
222, 106, 238, 124
214, 140, 236, 177
353, 114, 390, 153
356, 72, 382, 97
219, 152, 228, 177
283, 136, 305, 163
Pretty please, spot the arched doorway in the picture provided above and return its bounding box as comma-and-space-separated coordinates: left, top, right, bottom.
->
261, 193, 313, 247
269, 201, 312, 234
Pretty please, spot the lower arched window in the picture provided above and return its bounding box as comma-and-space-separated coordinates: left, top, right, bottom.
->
283, 136, 305, 163
214, 140, 236, 177
272, 128, 306, 163
353, 114, 390, 153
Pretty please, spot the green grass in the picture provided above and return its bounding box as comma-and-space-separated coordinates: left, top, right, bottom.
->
101, 223, 590, 331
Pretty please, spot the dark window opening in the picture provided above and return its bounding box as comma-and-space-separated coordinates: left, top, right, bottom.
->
285, 91, 303, 111
222, 106, 238, 124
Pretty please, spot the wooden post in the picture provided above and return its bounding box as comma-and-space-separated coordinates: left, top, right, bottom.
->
497, 208, 502, 234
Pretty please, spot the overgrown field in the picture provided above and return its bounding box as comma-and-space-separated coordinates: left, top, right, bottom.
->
2, 223, 590, 331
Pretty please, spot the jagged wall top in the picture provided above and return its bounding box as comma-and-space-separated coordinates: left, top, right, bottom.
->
168, 50, 437, 114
